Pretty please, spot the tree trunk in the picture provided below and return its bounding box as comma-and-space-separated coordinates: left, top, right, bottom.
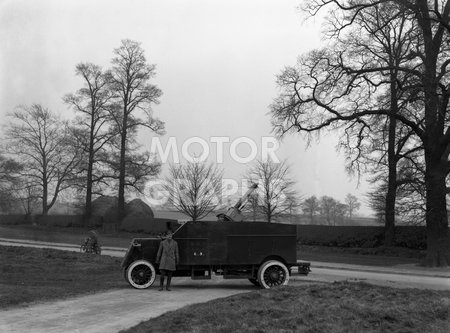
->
416, 0, 449, 267
85, 169, 93, 226
423, 162, 450, 267
384, 166, 396, 246
385, 73, 398, 246
84, 113, 95, 225
42, 177, 48, 215
42, 190, 48, 215
118, 110, 128, 221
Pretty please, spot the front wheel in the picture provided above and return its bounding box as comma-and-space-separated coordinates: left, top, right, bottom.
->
257, 260, 289, 289
125, 260, 156, 289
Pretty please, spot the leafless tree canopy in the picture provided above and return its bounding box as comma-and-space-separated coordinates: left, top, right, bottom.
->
107, 39, 165, 219
164, 161, 223, 221
3, 105, 82, 214
64, 63, 116, 219
345, 193, 361, 219
245, 160, 300, 223
301, 195, 321, 223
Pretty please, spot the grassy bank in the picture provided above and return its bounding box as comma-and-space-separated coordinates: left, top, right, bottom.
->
0, 245, 126, 308
122, 282, 450, 333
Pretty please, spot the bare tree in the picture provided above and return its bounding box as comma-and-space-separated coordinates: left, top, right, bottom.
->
336, 2, 422, 246
0, 155, 42, 216
301, 195, 320, 223
0, 155, 23, 213
14, 182, 41, 216
319, 196, 348, 225
107, 39, 164, 219
64, 62, 115, 220
366, 186, 386, 224
3, 105, 82, 214
272, 0, 450, 266
345, 194, 361, 219
333, 202, 348, 225
245, 160, 299, 223
164, 160, 223, 221
319, 196, 337, 225
285, 192, 302, 222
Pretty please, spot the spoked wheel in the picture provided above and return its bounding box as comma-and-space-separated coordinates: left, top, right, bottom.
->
257, 260, 289, 289
248, 278, 260, 287
126, 260, 156, 289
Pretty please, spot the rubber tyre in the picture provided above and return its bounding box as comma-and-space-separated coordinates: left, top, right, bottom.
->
126, 260, 156, 289
257, 260, 289, 289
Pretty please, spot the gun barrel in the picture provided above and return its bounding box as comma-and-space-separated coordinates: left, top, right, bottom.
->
234, 183, 258, 210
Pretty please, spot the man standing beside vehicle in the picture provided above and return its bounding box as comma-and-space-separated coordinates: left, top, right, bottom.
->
156, 230, 179, 291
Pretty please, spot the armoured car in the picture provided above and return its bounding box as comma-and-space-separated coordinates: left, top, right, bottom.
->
122, 220, 310, 289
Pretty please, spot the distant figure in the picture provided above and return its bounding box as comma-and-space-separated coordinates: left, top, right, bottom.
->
81, 229, 101, 254
88, 230, 99, 246
156, 230, 179, 291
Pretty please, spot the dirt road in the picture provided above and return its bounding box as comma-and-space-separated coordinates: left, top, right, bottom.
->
0, 278, 255, 333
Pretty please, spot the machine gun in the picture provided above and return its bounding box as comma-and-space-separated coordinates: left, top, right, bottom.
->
217, 183, 258, 222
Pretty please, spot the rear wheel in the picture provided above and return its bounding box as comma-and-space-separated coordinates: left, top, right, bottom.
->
126, 260, 156, 289
257, 260, 289, 289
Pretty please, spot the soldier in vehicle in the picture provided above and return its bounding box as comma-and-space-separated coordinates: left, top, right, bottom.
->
156, 230, 179, 291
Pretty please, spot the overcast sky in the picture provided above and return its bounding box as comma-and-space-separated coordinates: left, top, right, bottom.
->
0, 0, 373, 215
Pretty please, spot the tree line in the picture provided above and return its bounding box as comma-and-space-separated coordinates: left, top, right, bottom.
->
0, 39, 163, 222
301, 194, 361, 225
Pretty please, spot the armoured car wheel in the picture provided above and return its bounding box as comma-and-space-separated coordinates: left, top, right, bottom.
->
126, 260, 156, 289
257, 260, 289, 289
248, 278, 260, 287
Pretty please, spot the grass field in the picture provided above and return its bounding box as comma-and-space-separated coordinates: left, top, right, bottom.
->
122, 282, 450, 333
0, 245, 126, 308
